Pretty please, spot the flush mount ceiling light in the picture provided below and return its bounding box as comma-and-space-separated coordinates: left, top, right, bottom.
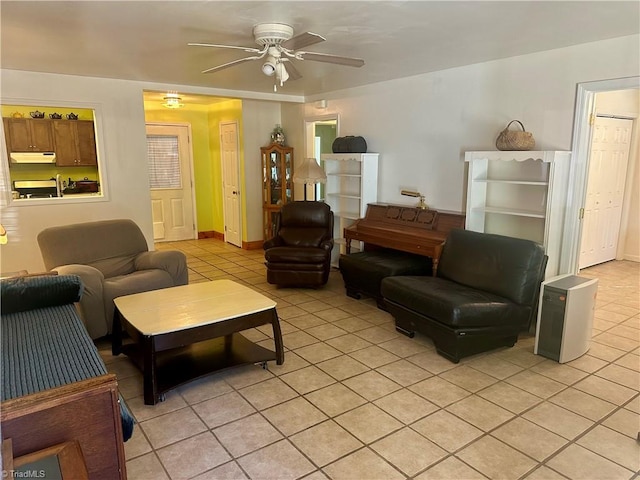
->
162, 93, 184, 109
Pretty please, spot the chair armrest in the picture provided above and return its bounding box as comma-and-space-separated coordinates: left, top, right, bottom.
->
135, 250, 188, 285
263, 237, 283, 250
320, 239, 334, 251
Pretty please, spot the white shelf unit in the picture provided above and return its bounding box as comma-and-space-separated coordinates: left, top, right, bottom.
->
465, 151, 571, 277
321, 153, 379, 266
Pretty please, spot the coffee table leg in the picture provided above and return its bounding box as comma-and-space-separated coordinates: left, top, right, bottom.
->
112, 309, 122, 356
271, 309, 284, 365
142, 335, 159, 405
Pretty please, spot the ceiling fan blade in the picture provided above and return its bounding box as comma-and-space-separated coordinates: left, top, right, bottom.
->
188, 42, 262, 54
201, 56, 261, 74
296, 51, 364, 67
281, 31, 325, 51
283, 60, 302, 81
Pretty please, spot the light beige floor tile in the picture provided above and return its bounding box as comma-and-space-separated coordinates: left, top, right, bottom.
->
409, 376, 470, 407
615, 352, 640, 372
412, 410, 483, 452
283, 330, 320, 349
214, 413, 283, 457
624, 395, 639, 413
492, 347, 545, 368
286, 314, 328, 330
157, 431, 231, 479
371, 427, 447, 476
595, 363, 640, 389
457, 436, 537, 480
267, 351, 311, 376
566, 354, 609, 373
316, 355, 370, 381
407, 350, 459, 375
601, 303, 640, 317
290, 420, 363, 467
294, 342, 342, 364
117, 374, 144, 400
126, 452, 170, 480
530, 360, 589, 385
220, 363, 274, 389
577, 425, 640, 472
107, 357, 142, 380
325, 333, 373, 353
349, 345, 401, 368
300, 470, 329, 480
342, 370, 402, 401
593, 331, 639, 351
127, 391, 188, 422
440, 366, 498, 392
546, 444, 633, 479
602, 407, 640, 438
573, 375, 637, 405
277, 366, 335, 395
465, 355, 524, 379
124, 427, 152, 460
522, 402, 593, 440
237, 439, 316, 480
446, 396, 514, 432
314, 307, 353, 322
378, 336, 431, 358
477, 382, 543, 414
353, 325, 399, 344
329, 317, 375, 333
277, 305, 310, 319
415, 456, 488, 479
375, 359, 432, 387
304, 383, 367, 417
191, 461, 248, 479
175, 375, 233, 405
505, 370, 566, 399
140, 407, 207, 449
548, 387, 616, 421
239, 377, 299, 410
374, 389, 439, 424
335, 403, 403, 443
587, 341, 627, 362
491, 418, 568, 461
192, 391, 256, 429
262, 396, 328, 436
322, 447, 405, 480
522, 465, 568, 480
306, 323, 348, 341
299, 300, 334, 314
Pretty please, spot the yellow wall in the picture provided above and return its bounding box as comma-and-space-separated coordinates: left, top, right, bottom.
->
143, 99, 244, 237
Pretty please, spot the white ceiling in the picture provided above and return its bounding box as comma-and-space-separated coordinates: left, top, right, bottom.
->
2, 1, 638, 98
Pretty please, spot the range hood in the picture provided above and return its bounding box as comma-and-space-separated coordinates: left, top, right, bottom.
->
10, 152, 56, 164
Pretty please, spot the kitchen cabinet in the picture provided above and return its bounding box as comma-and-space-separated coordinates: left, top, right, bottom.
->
3, 118, 54, 153
320, 153, 379, 266
53, 120, 97, 166
464, 150, 571, 277
261, 143, 294, 240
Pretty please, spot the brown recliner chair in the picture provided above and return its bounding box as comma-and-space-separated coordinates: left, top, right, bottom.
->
264, 201, 334, 287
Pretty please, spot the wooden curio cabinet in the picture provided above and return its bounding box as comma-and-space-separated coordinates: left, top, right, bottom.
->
261, 143, 294, 239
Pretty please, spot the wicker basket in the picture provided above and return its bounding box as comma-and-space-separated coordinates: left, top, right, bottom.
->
495, 120, 535, 151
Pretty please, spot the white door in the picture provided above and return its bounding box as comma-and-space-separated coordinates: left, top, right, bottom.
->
146, 124, 196, 242
579, 116, 633, 268
220, 122, 241, 247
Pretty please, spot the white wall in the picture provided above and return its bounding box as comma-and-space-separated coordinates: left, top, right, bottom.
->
0, 70, 297, 273
285, 35, 640, 216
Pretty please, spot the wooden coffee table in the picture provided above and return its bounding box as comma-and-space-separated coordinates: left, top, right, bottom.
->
112, 280, 284, 405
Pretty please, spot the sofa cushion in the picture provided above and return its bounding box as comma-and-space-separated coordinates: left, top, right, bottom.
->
0, 275, 83, 314
265, 246, 329, 264
381, 276, 532, 328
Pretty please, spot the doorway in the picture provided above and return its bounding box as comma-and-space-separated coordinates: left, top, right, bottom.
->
146, 123, 196, 242
304, 114, 339, 200
220, 121, 242, 247
560, 77, 640, 274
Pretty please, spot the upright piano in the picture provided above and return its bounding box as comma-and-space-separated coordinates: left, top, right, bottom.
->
344, 203, 465, 272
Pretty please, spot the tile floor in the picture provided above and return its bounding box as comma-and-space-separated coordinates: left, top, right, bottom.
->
97, 238, 640, 480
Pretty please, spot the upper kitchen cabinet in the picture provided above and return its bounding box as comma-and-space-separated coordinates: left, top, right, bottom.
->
53, 120, 97, 166
3, 118, 54, 153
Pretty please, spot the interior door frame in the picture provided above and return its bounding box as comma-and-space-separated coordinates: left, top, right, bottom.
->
303, 113, 340, 201
220, 120, 242, 247
145, 121, 198, 239
560, 76, 640, 274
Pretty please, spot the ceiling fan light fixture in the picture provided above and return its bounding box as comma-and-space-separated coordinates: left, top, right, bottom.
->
162, 93, 184, 109
262, 56, 277, 76
275, 62, 289, 85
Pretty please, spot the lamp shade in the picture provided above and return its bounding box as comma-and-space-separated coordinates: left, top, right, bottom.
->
293, 158, 326, 184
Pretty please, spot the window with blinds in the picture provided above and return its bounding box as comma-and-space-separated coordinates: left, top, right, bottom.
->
147, 135, 181, 189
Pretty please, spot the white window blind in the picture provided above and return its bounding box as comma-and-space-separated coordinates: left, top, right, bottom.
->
147, 135, 181, 189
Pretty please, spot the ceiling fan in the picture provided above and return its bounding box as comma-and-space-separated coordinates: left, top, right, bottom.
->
189, 23, 365, 91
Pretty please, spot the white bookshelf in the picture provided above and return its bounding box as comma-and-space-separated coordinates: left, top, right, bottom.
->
465, 151, 571, 277
321, 153, 379, 266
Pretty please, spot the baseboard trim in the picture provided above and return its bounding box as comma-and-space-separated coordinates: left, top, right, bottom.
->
198, 231, 224, 240
243, 240, 264, 250
623, 254, 640, 262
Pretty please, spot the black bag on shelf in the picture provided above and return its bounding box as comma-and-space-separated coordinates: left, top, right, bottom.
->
332, 136, 367, 153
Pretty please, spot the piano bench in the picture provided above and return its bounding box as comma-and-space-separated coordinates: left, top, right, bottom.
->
338, 249, 433, 310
